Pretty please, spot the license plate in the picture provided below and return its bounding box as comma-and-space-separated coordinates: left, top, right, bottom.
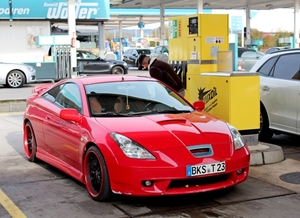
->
186, 162, 226, 177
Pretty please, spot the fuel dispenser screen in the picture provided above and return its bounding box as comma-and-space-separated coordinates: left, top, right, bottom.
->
188, 17, 198, 34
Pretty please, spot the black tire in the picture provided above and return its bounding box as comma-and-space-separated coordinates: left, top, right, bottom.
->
23, 121, 37, 162
83, 146, 111, 201
259, 103, 273, 142
6, 70, 25, 88
111, 66, 124, 74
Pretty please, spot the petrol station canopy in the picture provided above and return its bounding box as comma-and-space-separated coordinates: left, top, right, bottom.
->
107, 0, 298, 29
111, 0, 295, 9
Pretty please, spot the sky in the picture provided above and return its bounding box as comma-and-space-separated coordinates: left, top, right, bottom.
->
249, 9, 295, 32
132, 8, 296, 33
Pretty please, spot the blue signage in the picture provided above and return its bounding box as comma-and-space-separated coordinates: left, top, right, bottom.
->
138, 21, 144, 28
231, 16, 242, 31
0, 0, 110, 20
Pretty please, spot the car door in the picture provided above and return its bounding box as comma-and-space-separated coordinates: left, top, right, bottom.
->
261, 53, 300, 134
125, 49, 136, 66
43, 83, 84, 171
78, 50, 110, 74
123, 49, 132, 65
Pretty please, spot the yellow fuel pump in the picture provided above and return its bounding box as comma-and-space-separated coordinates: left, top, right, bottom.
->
168, 14, 260, 133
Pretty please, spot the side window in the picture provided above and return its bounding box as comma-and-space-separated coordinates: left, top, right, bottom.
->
55, 83, 82, 113
43, 84, 64, 102
162, 47, 169, 53
258, 56, 278, 77
273, 54, 300, 80
156, 46, 162, 54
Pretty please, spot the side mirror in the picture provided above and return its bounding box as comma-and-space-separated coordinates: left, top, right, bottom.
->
193, 100, 205, 111
60, 108, 81, 123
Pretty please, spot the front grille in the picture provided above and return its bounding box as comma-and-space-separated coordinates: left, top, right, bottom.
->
168, 174, 228, 189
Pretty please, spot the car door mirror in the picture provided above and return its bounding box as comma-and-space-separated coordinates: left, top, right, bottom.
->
60, 108, 81, 123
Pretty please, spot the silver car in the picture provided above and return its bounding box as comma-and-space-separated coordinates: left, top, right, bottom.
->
249, 48, 300, 141
151, 45, 169, 63
238, 48, 264, 72
0, 62, 36, 88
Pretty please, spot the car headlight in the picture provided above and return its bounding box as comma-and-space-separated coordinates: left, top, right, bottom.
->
226, 123, 245, 150
110, 133, 155, 159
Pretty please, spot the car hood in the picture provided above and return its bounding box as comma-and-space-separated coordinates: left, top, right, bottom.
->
95, 112, 233, 154
0, 62, 31, 68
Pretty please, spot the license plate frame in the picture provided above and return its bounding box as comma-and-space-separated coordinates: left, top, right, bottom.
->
186, 161, 226, 177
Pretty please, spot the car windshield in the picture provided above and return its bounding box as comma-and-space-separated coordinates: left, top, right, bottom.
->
80, 51, 98, 59
137, 49, 152, 55
85, 81, 193, 117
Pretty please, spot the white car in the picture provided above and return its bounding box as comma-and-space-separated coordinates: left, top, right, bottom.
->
249, 48, 300, 141
0, 62, 36, 88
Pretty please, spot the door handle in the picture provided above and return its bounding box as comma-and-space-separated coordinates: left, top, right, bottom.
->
262, 86, 270, 91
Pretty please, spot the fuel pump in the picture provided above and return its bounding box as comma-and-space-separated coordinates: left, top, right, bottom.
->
168, 14, 260, 134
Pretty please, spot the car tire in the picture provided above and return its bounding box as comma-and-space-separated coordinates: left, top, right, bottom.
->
23, 121, 37, 162
259, 103, 273, 142
111, 66, 124, 74
83, 146, 111, 202
6, 70, 25, 88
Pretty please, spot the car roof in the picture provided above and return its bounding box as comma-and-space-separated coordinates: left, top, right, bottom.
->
249, 48, 300, 72
266, 48, 300, 54
66, 75, 157, 86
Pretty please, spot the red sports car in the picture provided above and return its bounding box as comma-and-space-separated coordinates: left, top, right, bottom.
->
23, 75, 250, 201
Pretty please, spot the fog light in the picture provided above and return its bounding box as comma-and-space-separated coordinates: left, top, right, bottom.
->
142, 180, 154, 187
237, 169, 244, 175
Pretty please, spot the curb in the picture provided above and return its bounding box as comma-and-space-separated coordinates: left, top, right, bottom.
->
0, 100, 26, 113
248, 142, 284, 165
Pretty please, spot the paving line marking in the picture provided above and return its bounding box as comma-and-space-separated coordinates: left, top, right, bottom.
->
0, 189, 26, 218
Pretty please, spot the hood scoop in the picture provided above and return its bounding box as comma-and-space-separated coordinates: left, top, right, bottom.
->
187, 144, 213, 158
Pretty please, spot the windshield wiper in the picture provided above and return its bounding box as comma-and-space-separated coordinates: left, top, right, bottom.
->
93, 111, 132, 117
155, 110, 191, 114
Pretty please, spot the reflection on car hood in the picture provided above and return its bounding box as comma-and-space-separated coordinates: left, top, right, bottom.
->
103, 59, 125, 65
0, 62, 31, 67
95, 112, 232, 151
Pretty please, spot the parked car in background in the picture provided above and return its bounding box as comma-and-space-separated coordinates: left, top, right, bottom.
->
151, 45, 169, 62
123, 48, 152, 70
23, 75, 250, 202
0, 62, 36, 88
249, 48, 300, 141
265, 47, 288, 54
238, 47, 264, 72
77, 50, 128, 75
